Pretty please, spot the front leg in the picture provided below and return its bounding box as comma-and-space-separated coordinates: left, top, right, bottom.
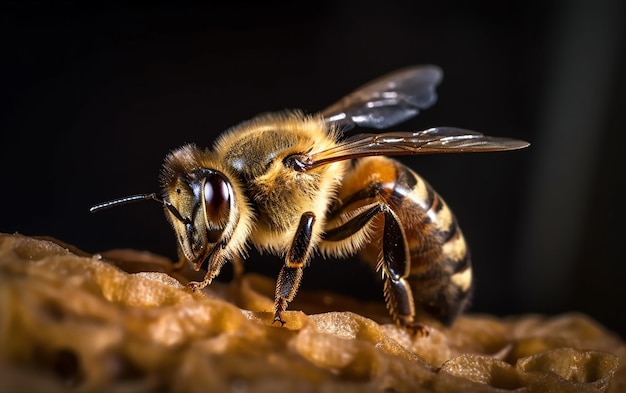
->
187, 242, 229, 291
273, 212, 316, 325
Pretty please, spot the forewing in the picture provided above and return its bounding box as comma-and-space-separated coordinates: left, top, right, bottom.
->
321, 65, 443, 130
305, 127, 530, 170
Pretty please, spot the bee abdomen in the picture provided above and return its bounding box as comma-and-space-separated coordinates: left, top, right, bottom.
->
330, 156, 474, 326
399, 167, 473, 325
407, 248, 472, 326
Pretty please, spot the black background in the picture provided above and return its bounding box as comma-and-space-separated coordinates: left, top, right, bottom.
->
3, 1, 625, 338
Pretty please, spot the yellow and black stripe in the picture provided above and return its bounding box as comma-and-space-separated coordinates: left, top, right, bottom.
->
322, 156, 473, 327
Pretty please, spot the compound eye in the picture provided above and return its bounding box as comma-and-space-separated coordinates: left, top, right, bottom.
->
203, 173, 232, 227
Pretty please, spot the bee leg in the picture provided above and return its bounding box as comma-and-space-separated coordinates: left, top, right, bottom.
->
380, 208, 429, 336
323, 202, 383, 242
273, 212, 316, 326
323, 202, 426, 334
187, 243, 228, 291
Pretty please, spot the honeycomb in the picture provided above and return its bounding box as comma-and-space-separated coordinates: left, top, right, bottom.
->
1, 233, 623, 392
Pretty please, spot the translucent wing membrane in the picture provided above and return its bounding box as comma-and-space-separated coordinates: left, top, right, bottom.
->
304, 127, 530, 170
321, 65, 443, 130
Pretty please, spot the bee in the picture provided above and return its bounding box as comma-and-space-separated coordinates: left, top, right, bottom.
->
91, 65, 529, 334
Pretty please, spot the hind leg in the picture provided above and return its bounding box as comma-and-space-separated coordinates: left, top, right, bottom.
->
323, 197, 427, 335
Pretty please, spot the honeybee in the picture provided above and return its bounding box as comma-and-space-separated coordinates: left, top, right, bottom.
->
91, 65, 529, 334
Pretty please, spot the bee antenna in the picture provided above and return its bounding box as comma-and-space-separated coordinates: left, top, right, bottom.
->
89, 193, 164, 213
89, 193, 188, 225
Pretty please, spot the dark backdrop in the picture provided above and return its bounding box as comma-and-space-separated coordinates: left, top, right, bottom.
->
3, 1, 625, 338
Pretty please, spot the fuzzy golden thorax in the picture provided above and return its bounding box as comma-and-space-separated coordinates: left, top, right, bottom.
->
213, 111, 346, 254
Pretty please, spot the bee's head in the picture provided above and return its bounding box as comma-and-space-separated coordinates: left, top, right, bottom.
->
162, 167, 236, 263
159, 144, 241, 264
90, 143, 249, 267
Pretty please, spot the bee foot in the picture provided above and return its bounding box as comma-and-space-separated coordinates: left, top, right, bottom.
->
406, 322, 430, 337
396, 316, 430, 337
272, 314, 286, 327
187, 280, 209, 292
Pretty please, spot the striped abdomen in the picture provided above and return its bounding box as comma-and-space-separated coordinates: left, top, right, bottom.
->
328, 156, 473, 326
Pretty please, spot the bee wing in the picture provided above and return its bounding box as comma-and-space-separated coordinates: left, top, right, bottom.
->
304, 127, 530, 170
321, 65, 443, 130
